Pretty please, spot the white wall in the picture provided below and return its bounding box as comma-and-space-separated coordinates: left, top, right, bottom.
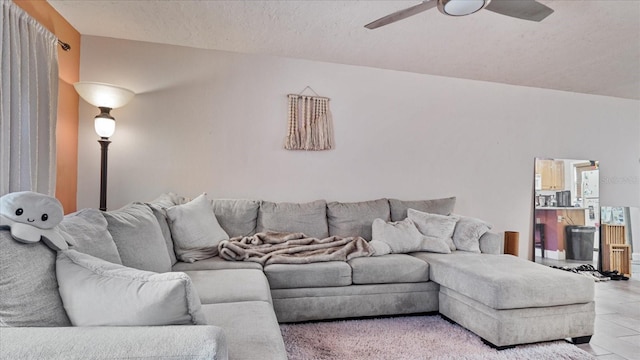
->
77, 36, 640, 258
630, 207, 640, 275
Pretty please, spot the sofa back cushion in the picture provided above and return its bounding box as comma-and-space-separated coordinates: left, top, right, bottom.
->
146, 203, 178, 265
327, 199, 390, 241
0, 230, 71, 327
149, 192, 191, 208
61, 208, 122, 265
257, 200, 329, 239
212, 199, 260, 237
103, 203, 172, 273
147, 192, 195, 266
388, 197, 456, 221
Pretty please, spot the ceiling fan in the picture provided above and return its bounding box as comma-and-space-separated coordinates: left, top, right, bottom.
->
365, 0, 554, 29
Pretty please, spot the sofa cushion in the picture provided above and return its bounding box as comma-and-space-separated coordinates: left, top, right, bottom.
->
61, 208, 122, 265
149, 192, 191, 207
271, 282, 440, 323
408, 209, 459, 251
172, 255, 263, 271
264, 261, 352, 289
167, 194, 229, 263
452, 215, 492, 253
184, 269, 272, 305
103, 203, 172, 273
327, 199, 390, 241
146, 193, 193, 266
389, 197, 456, 221
212, 199, 260, 237
257, 200, 328, 239
348, 254, 429, 284
410, 252, 594, 309
148, 192, 177, 208
370, 218, 451, 255
146, 203, 178, 265
0, 230, 71, 327
201, 301, 287, 360
56, 250, 207, 326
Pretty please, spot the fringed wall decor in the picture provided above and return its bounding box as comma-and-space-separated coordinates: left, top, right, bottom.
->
284, 87, 334, 151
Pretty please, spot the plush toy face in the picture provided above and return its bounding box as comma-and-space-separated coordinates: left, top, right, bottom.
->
0, 191, 70, 251
0, 191, 63, 229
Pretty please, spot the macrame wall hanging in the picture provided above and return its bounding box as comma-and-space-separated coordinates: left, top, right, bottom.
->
284, 87, 334, 151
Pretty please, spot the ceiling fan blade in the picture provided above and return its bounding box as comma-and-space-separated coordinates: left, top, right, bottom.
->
365, 1, 437, 29
484, 0, 554, 22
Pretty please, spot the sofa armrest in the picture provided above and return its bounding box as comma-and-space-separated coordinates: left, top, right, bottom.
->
0, 325, 228, 360
479, 231, 503, 254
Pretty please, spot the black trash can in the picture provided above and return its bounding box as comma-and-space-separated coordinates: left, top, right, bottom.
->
565, 226, 596, 261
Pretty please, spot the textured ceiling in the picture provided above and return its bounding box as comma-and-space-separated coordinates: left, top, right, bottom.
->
49, 0, 640, 100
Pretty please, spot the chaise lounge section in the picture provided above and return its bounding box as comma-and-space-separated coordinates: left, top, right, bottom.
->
412, 251, 595, 348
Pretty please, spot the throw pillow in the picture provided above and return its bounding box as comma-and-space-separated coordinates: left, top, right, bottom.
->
167, 193, 229, 262
103, 203, 172, 273
407, 209, 460, 251
327, 199, 390, 241
56, 249, 207, 326
60, 208, 122, 265
213, 199, 260, 237
370, 218, 451, 255
388, 197, 456, 221
256, 200, 328, 239
452, 215, 493, 253
0, 229, 71, 327
368, 239, 392, 256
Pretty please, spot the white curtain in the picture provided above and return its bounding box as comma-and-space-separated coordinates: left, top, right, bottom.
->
0, 0, 59, 196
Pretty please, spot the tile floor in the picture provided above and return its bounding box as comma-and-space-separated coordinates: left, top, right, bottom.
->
534, 256, 639, 359
576, 278, 640, 360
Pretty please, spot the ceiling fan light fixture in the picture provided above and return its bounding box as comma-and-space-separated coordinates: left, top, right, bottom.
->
438, 0, 490, 16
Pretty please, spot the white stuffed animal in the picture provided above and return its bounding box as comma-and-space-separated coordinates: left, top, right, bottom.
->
0, 191, 73, 251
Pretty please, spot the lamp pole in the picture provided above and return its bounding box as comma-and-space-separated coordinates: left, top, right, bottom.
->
98, 138, 111, 211
73, 82, 135, 212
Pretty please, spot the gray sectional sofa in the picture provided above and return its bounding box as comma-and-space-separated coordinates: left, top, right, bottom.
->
0, 194, 595, 359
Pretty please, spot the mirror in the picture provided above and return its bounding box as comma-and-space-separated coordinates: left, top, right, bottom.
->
600, 206, 638, 278
533, 158, 599, 269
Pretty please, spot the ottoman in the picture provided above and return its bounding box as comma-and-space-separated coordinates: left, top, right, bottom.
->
411, 252, 595, 348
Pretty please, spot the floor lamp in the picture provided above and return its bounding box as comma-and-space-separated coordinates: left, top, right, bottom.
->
74, 82, 135, 211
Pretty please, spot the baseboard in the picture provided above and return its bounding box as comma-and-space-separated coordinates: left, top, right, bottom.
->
544, 250, 566, 260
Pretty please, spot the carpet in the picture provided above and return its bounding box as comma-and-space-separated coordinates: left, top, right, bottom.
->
280, 315, 595, 360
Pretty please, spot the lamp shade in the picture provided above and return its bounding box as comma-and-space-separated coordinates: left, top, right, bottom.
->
74, 82, 135, 109
438, 0, 487, 16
